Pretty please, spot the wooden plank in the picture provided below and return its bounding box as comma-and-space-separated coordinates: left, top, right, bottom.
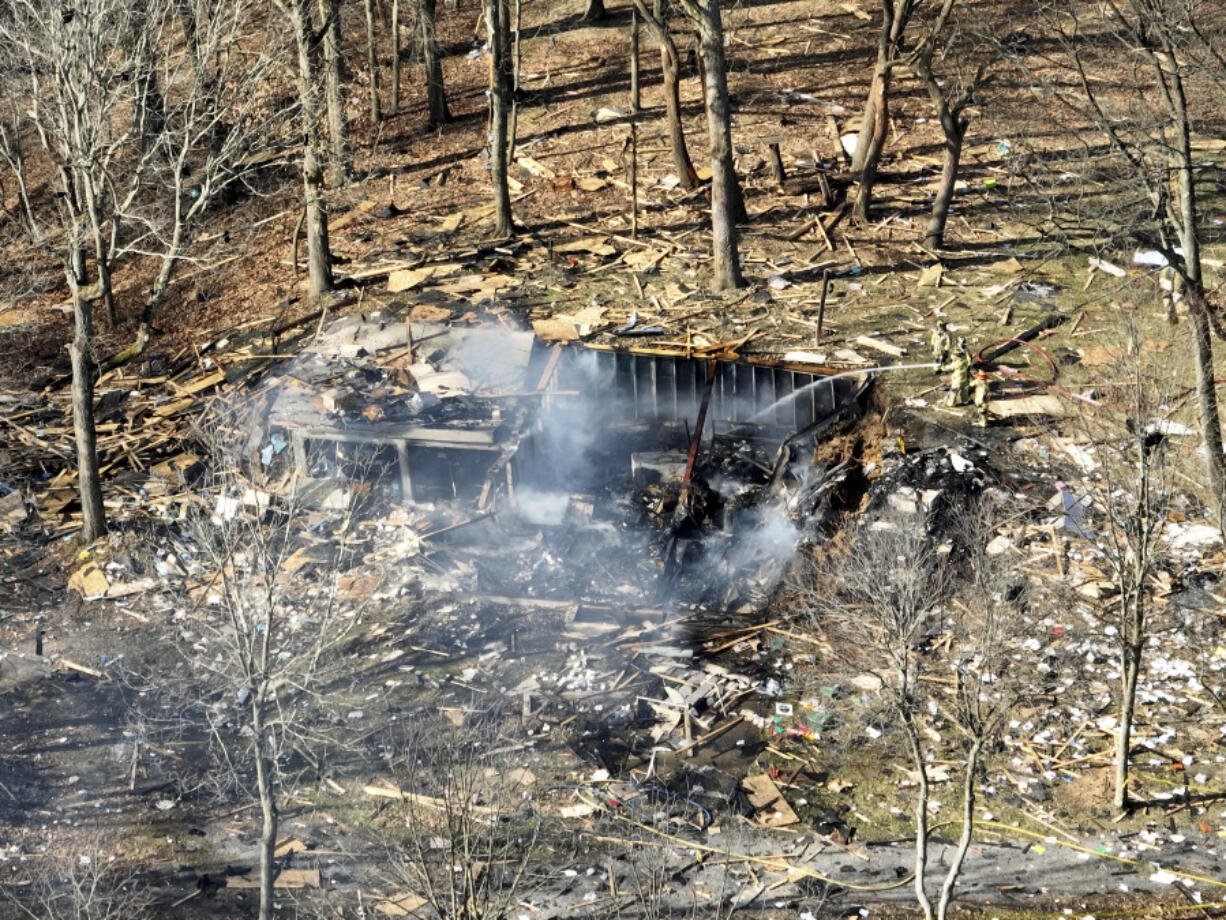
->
363, 784, 499, 815
854, 335, 905, 357
742, 774, 799, 827
272, 421, 500, 448
226, 868, 320, 889
169, 370, 226, 398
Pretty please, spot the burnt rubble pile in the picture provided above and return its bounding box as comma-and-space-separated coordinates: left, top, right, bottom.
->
233, 314, 875, 610
127, 315, 875, 791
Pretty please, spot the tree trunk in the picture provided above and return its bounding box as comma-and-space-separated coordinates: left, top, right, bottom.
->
80, 179, 116, 328
904, 712, 936, 920
659, 35, 696, 187
1171, 91, 1226, 528
918, 58, 966, 251
631, 0, 696, 188
69, 278, 105, 544
583, 0, 606, 20
291, 0, 334, 296
253, 710, 278, 920
695, 0, 744, 291
0, 105, 39, 243
391, 0, 401, 114
853, 69, 889, 223
630, 8, 640, 112
101, 227, 180, 373
320, 0, 352, 183
851, 0, 895, 174
509, 0, 522, 160
852, 0, 912, 216
923, 129, 961, 250
935, 739, 982, 920
91, 225, 116, 328
363, 0, 383, 124
420, 0, 451, 126
1114, 634, 1141, 810
130, 3, 166, 156
851, 75, 881, 173
136, 65, 167, 156
484, 0, 514, 237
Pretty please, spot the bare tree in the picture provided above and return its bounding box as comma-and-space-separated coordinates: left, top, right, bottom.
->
0, 842, 152, 919
678, 0, 745, 289
320, 0, 354, 182
850, 0, 922, 223
363, 0, 384, 124
911, 0, 996, 250
799, 500, 1022, 919
381, 712, 544, 920
105, 0, 289, 369
1064, 317, 1181, 810
177, 412, 366, 920
274, 0, 335, 296
802, 514, 948, 917
484, 0, 515, 237
629, 0, 698, 188
930, 559, 1021, 919
583, 0, 607, 21
415, 0, 452, 126
0, 0, 171, 540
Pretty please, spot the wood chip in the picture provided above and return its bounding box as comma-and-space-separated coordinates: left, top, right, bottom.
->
68, 564, 109, 598
329, 199, 378, 231
854, 335, 905, 357
554, 237, 617, 257
917, 263, 944, 287
274, 837, 308, 858
989, 394, 1069, 418
226, 868, 320, 889
516, 155, 556, 178
532, 318, 580, 342
742, 774, 799, 827
375, 892, 428, 916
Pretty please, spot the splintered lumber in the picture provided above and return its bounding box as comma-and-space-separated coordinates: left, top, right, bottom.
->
671, 715, 745, 756
226, 868, 320, 889
363, 784, 500, 815
375, 892, 429, 916
854, 335, 905, 357
168, 370, 225, 398
988, 394, 1069, 418
342, 259, 424, 283
786, 204, 845, 242
741, 774, 799, 827
153, 396, 201, 418
535, 344, 564, 390
57, 657, 104, 678
1088, 256, 1126, 278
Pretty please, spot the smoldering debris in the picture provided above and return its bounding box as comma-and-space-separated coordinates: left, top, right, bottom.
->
64, 318, 875, 807
227, 314, 874, 611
